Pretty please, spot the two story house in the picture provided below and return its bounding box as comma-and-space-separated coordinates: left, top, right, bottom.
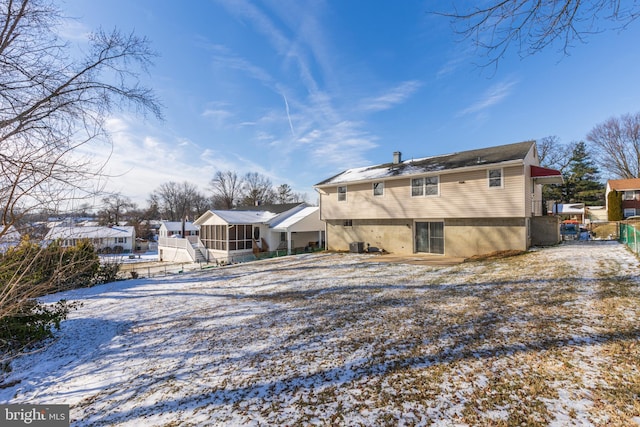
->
606, 178, 640, 218
314, 141, 562, 258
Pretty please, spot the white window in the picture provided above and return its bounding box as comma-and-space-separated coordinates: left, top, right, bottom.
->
411, 176, 439, 196
411, 178, 424, 197
373, 182, 384, 196
425, 176, 439, 196
337, 186, 347, 202
623, 191, 639, 201
624, 208, 637, 218
488, 169, 503, 188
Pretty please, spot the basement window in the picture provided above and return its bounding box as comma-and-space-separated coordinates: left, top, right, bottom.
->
343, 220, 353, 227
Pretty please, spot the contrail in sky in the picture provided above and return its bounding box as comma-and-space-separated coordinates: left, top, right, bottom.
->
282, 94, 295, 137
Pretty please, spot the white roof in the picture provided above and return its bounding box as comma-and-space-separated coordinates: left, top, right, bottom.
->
46, 226, 135, 240
212, 210, 277, 224
160, 221, 199, 232
270, 207, 319, 230
553, 203, 585, 214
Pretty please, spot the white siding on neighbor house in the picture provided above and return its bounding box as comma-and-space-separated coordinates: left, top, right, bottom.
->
320, 165, 528, 220
45, 226, 136, 252
158, 221, 199, 238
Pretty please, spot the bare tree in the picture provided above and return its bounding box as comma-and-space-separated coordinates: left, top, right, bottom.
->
0, 0, 161, 355
240, 172, 275, 207
98, 193, 136, 225
586, 112, 640, 179
0, 0, 162, 242
149, 181, 204, 221
210, 171, 242, 209
538, 136, 574, 171
437, 1, 640, 65
537, 136, 576, 203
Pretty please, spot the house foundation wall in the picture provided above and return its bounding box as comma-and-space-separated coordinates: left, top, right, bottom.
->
326, 218, 529, 257
444, 218, 527, 258
326, 219, 414, 254
158, 246, 193, 263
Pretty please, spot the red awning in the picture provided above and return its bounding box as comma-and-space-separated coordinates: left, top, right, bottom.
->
531, 165, 563, 184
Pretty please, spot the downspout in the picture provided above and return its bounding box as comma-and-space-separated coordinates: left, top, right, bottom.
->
315, 187, 327, 250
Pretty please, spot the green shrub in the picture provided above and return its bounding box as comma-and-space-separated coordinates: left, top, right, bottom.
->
0, 299, 79, 361
0, 238, 119, 362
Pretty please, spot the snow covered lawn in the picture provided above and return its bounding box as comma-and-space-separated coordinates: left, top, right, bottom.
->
2, 242, 639, 426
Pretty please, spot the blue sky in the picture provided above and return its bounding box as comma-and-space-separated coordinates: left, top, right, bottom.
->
61, 0, 640, 205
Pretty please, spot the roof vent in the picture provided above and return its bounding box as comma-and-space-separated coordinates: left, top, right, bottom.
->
393, 151, 402, 164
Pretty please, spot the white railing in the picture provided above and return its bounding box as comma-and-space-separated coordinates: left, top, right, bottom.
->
158, 236, 189, 249
194, 238, 209, 262
158, 236, 209, 263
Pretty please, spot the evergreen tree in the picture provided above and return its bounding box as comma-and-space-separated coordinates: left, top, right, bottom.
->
276, 184, 294, 204
564, 142, 605, 205
607, 190, 623, 221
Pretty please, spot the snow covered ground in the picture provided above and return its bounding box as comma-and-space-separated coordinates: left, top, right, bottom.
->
1, 242, 640, 426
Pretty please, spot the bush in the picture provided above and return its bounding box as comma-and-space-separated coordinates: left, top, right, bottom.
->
0, 237, 101, 297
94, 262, 121, 285
0, 238, 119, 363
0, 299, 79, 362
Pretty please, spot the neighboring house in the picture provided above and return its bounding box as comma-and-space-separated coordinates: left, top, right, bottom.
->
45, 226, 136, 253
314, 141, 563, 258
606, 178, 640, 218
551, 203, 586, 224
157, 221, 201, 263
187, 203, 324, 264
0, 225, 21, 253
159, 221, 200, 239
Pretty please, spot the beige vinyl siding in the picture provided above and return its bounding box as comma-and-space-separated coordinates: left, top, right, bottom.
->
319, 165, 527, 220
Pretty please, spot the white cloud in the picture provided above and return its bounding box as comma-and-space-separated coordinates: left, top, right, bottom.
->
457, 79, 519, 117
202, 108, 234, 128
360, 80, 422, 112
57, 18, 92, 42
76, 115, 218, 205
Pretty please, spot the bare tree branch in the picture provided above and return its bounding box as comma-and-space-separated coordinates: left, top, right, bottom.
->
587, 112, 640, 179
0, 0, 161, 353
435, 1, 640, 66
210, 171, 243, 210
0, 0, 162, 240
